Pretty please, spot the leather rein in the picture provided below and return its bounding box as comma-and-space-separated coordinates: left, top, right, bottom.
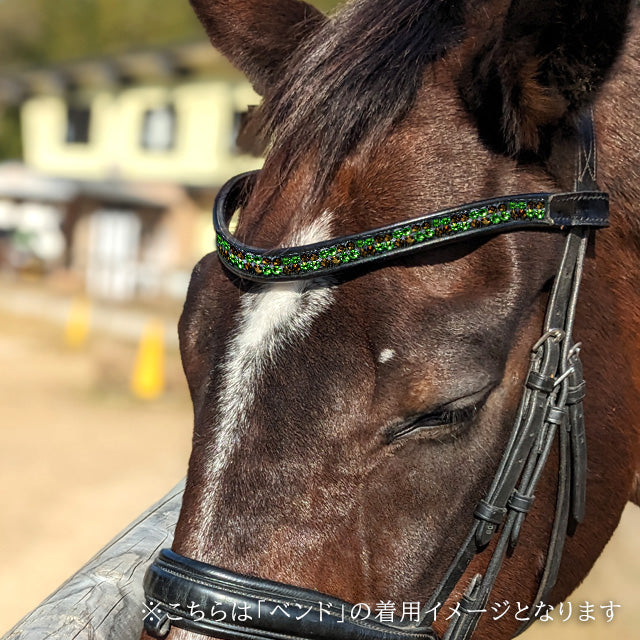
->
143, 114, 607, 640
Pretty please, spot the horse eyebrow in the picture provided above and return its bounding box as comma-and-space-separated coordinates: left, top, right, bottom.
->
257, 0, 466, 194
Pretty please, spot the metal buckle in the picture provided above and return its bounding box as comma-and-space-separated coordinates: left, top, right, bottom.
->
532, 328, 565, 353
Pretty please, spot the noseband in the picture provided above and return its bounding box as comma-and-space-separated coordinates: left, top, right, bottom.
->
144, 115, 608, 640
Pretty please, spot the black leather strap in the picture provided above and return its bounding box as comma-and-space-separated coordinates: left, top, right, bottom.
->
213, 173, 608, 283
514, 111, 596, 635
567, 358, 587, 525
418, 112, 598, 639
144, 550, 437, 640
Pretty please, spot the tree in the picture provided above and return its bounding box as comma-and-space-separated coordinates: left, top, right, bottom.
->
0, 0, 342, 68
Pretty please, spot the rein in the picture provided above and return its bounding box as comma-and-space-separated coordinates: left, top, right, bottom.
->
143, 114, 607, 640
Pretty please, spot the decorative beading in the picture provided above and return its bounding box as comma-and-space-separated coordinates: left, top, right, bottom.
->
216, 199, 546, 279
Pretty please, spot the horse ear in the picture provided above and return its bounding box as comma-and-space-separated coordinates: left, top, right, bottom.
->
189, 0, 326, 95
460, 0, 633, 154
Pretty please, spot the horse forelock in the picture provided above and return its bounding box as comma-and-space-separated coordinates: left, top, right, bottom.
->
256, 0, 468, 194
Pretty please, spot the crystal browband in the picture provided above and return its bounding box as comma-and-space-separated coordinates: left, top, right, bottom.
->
213, 171, 609, 283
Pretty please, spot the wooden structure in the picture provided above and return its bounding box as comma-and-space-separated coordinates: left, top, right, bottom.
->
1, 481, 184, 640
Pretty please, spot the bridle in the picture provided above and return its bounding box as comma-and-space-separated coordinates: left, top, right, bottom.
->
143, 114, 608, 640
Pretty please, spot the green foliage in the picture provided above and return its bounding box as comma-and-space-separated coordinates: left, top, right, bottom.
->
0, 0, 343, 69
0, 0, 204, 67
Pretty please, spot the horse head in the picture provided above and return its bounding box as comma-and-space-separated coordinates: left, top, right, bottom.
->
143, 1, 640, 639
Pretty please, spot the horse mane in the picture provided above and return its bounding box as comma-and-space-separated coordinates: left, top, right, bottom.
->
256, 0, 467, 194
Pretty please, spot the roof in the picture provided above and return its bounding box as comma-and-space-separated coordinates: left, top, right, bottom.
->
0, 41, 242, 105
0, 163, 166, 209
0, 163, 76, 202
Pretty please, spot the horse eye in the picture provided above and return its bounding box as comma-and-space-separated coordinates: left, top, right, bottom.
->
385, 388, 492, 443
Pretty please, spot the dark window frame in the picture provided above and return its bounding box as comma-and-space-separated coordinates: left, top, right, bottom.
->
231, 109, 257, 155
65, 104, 92, 145
140, 104, 177, 152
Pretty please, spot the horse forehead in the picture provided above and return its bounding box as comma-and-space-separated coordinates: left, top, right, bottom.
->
189, 214, 339, 533
286, 208, 334, 246
226, 209, 336, 367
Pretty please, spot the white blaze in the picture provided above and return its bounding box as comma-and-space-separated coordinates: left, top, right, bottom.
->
200, 211, 335, 532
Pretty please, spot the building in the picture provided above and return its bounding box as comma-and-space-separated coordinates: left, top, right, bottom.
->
0, 42, 262, 300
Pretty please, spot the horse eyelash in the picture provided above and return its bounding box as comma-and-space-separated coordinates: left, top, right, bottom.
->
436, 404, 479, 426
388, 401, 482, 443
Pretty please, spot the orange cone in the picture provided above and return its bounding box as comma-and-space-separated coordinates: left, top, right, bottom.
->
130, 319, 165, 400
65, 296, 91, 348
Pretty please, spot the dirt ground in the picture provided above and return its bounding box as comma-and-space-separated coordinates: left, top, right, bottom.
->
0, 306, 193, 634
0, 293, 637, 638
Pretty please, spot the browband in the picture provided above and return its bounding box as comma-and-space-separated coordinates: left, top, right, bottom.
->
144, 549, 437, 640
213, 171, 609, 283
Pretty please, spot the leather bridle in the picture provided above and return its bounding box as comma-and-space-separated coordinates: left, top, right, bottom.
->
143, 114, 608, 640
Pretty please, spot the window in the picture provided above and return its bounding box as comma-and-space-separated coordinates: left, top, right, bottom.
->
66, 105, 91, 144
141, 105, 176, 152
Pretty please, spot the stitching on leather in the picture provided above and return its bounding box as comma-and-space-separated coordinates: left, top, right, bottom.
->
551, 194, 608, 202
554, 216, 608, 224
574, 111, 597, 188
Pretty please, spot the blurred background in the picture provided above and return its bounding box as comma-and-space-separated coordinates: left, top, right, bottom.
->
0, 0, 636, 638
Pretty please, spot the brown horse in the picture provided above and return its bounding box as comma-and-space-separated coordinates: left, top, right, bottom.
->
145, 1, 640, 638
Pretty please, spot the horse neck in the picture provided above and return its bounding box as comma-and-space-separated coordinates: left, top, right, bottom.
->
575, 8, 640, 506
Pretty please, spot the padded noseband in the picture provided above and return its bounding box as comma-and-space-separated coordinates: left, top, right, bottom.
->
145, 549, 437, 640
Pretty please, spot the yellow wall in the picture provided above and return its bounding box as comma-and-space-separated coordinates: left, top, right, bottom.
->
21, 80, 262, 186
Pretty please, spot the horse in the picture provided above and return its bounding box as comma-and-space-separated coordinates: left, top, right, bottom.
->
142, 1, 640, 639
